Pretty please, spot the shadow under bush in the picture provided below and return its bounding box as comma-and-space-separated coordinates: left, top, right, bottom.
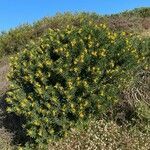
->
0, 93, 29, 146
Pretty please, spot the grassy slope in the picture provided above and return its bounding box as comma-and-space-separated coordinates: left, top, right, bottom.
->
0, 8, 150, 150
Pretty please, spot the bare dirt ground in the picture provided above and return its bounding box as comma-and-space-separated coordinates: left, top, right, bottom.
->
0, 57, 13, 149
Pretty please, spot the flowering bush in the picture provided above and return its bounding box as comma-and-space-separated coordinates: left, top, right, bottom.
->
6, 22, 140, 146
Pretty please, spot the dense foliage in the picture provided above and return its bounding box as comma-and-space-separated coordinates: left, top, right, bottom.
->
6, 22, 142, 148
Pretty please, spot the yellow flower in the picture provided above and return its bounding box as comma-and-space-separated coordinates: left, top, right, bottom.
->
92, 67, 96, 71
77, 80, 81, 85
37, 88, 42, 95
18, 147, 23, 150
34, 120, 40, 126
144, 65, 148, 70
83, 81, 88, 87
77, 77, 80, 81
68, 81, 72, 87
102, 24, 106, 29
126, 39, 129, 44
49, 129, 54, 134
46, 60, 52, 66
89, 21, 92, 25
6, 98, 12, 103
94, 78, 97, 83
74, 67, 78, 73
8, 91, 13, 96
27, 112, 31, 116
74, 59, 78, 65
71, 104, 76, 113
84, 101, 88, 107
84, 48, 88, 53
122, 32, 126, 36
78, 29, 82, 34
99, 49, 106, 57
24, 76, 29, 81
66, 25, 70, 29
6, 107, 12, 112
52, 110, 56, 116
10, 56, 14, 60
91, 51, 97, 57
110, 61, 114, 67
88, 41, 93, 48
72, 108, 76, 113
100, 91, 104, 96
47, 103, 51, 109
45, 118, 49, 123
35, 82, 41, 88
95, 24, 98, 28
71, 40, 76, 46
20, 99, 28, 107
38, 63, 43, 68
59, 68, 63, 73
31, 102, 36, 107
88, 35, 92, 40
62, 106, 66, 112
79, 111, 84, 118
71, 103, 74, 109
59, 47, 63, 52
38, 130, 42, 136
100, 23, 103, 27
66, 52, 69, 57
97, 104, 101, 109
27, 130, 33, 136
101, 52, 106, 57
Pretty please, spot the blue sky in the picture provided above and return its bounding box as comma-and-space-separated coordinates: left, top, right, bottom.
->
0, 0, 150, 32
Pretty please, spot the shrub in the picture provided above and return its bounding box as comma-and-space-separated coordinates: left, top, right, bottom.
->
111, 37, 150, 126
0, 24, 34, 58
6, 22, 140, 146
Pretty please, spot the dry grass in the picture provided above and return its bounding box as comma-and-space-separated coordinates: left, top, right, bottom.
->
48, 119, 150, 150
0, 128, 13, 150
140, 29, 150, 37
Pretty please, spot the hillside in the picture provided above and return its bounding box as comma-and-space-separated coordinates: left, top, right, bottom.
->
0, 7, 150, 150
0, 7, 150, 58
